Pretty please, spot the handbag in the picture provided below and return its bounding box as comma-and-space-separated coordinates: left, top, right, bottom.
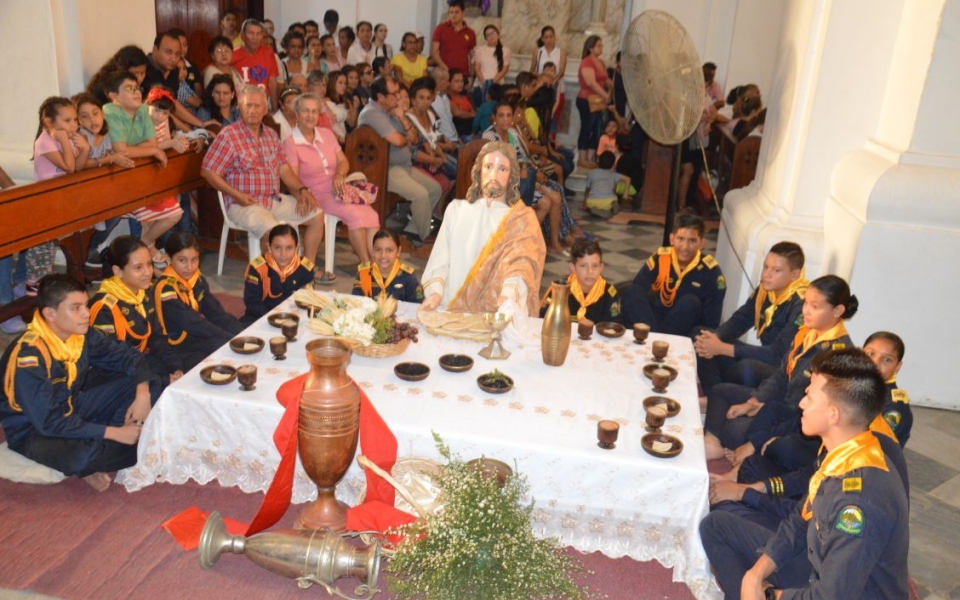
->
588, 94, 607, 113
336, 172, 378, 205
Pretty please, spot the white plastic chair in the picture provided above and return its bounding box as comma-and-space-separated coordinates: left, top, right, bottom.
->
323, 213, 341, 276
216, 191, 262, 275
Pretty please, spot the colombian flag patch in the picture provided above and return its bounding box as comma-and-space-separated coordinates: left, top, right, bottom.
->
17, 356, 39, 368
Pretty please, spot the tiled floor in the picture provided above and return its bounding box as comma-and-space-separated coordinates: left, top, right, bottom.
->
2, 196, 959, 599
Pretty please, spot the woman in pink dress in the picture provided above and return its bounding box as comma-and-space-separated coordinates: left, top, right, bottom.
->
283, 93, 378, 269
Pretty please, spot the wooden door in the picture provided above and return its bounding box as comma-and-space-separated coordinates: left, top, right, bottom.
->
154, 0, 262, 70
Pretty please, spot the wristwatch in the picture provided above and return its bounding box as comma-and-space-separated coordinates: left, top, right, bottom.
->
764, 587, 777, 600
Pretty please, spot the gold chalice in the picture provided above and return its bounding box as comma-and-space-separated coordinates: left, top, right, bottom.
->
479, 312, 512, 360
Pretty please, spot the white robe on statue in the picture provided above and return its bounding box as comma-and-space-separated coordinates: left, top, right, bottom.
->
421, 198, 528, 311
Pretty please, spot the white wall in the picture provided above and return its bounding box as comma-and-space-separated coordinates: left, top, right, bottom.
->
265, 0, 434, 55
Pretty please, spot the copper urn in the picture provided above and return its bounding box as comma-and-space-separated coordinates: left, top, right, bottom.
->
296, 338, 361, 531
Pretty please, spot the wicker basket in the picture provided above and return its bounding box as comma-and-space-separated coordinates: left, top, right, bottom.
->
352, 337, 412, 358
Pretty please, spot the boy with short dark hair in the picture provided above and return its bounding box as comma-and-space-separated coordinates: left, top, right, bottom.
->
540, 239, 620, 323
0, 274, 157, 491
700, 348, 910, 600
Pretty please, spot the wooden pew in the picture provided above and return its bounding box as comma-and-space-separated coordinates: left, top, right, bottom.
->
716, 127, 761, 200
344, 125, 394, 229
0, 151, 206, 322
454, 138, 487, 199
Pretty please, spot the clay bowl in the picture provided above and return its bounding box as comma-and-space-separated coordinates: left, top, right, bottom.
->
466, 458, 513, 487
229, 336, 265, 355
200, 364, 237, 386
394, 362, 430, 382
267, 312, 300, 328
477, 372, 514, 394
642, 363, 679, 381
642, 396, 681, 418
595, 322, 626, 339
438, 353, 474, 373
641, 433, 684, 458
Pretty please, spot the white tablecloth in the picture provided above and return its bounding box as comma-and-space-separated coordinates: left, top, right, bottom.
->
118, 297, 720, 599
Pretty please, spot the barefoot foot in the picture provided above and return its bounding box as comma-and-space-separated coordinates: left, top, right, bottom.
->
82, 472, 111, 492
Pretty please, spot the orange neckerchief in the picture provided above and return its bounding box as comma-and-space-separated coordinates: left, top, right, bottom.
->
257, 254, 300, 301
753, 273, 808, 337
785, 321, 848, 378
90, 277, 151, 352
2, 311, 85, 416
652, 248, 701, 308
371, 260, 402, 300
802, 430, 887, 521
567, 273, 607, 320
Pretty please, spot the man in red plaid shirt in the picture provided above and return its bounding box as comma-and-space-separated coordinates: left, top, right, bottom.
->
201, 85, 324, 271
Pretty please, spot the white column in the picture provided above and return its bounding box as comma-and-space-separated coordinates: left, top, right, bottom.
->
719, 0, 959, 407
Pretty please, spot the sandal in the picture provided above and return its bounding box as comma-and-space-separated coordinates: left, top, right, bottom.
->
152, 251, 169, 270
314, 270, 337, 285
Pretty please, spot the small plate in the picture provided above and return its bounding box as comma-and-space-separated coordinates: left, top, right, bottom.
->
438, 353, 474, 373
200, 364, 237, 385
229, 336, 265, 354
642, 363, 679, 381
642, 396, 681, 418
595, 322, 626, 338
477, 372, 514, 394
394, 362, 430, 382
641, 433, 683, 458
267, 312, 300, 328
466, 458, 512, 487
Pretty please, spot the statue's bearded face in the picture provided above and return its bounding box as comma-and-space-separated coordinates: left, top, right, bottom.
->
480, 150, 511, 200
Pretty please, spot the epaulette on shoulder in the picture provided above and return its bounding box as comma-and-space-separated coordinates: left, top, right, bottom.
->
19, 331, 39, 346
101, 294, 119, 308
891, 389, 909, 404
400, 262, 415, 274
701, 254, 719, 269
251, 256, 266, 268
657, 246, 672, 255
300, 256, 315, 271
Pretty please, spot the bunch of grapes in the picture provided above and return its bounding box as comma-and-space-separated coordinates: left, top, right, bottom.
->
387, 319, 419, 344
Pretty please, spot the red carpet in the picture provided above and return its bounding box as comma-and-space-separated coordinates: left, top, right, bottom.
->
0, 476, 697, 600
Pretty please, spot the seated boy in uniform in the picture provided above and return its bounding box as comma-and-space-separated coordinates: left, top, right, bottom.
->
694, 242, 807, 393
0, 274, 156, 491
699, 348, 910, 600
621, 213, 725, 335
541, 239, 620, 324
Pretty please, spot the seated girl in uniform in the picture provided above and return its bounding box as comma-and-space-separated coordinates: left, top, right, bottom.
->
89, 236, 183, 388
152, 232, 243, 370
242, 224, 315, 323
352, 230, 423, 303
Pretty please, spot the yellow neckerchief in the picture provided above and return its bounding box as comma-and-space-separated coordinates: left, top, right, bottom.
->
160, 266, 200, 312
155, 266, 201, 345
257, 254, 300, 301
785, 321, 848, 378
3, 312, 86, 416
99, 276, 147, 318
652, 248, 701, 308
371, 260, 402, 301
90, 277, 150, 352
753, 272, 809, 337
568, 273, 607, 320
801, 429, 888, 521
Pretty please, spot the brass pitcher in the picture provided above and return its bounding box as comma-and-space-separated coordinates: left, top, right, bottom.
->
541, 280, 572, 366
199, 512, 381, 600
297, 338, 361, 531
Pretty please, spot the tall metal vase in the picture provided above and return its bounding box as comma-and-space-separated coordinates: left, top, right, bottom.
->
541, 280, 572, 366
296, 338, 361, 531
